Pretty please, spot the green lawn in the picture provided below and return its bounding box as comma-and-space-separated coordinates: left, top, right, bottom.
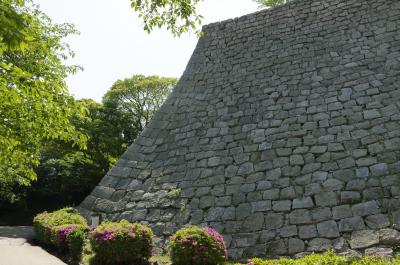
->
82, 250, 400, 265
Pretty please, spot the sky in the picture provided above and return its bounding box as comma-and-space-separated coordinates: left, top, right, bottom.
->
35, 0, 260, 102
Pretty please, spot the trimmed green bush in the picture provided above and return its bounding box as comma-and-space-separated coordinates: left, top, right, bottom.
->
33, 207, 88, 261
52, 224, 88, 261
169, 226, 227, 265
88, 219, 154, 265
246, 251, 400, 265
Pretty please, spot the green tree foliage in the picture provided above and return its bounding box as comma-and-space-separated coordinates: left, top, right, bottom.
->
130, 0, 204, 36
129, 0, 290, 36
0, 0, 31, 53
0, 0, 86, 202
33, 75, 177, 205
103, 75, 177, 134
253, 0, 291, 8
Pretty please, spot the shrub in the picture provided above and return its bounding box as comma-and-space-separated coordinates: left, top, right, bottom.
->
33, 207, 88, 246
33, 207, 88, 262
52, 224, 88, 261
169, 226, 227, 265
246, 251, 400, 265
88, 219, 154, 265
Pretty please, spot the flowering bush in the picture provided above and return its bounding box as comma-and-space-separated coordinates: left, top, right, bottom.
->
169, 226, 227, 265
88, 220, 154, 264
33, 207, 88, 246
51, 224, 88, 261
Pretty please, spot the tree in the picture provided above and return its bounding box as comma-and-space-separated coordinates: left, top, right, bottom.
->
32, 75, 177, 205
103, 75, 177, 135
0, 0, 31, 54
130, 0, 204, 36
33, 100, 111, 204
130, 0, 289, 36
0, 0, 86, 202
253, 0, 291, 8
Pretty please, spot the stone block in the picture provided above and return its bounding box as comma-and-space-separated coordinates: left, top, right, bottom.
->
317, 220, 340, 238
340, 191, 361, 204
315, 192, 338, 207
370, 163, 389, 176
236, 203, 252, 220
351, 201, 380, 216
242, 213, 264, 232
365, 214, 390, 229
263, 189, 280, 200
251, 200, 271, 212
288, 238, 305, 254
364, 247, 393, 258
338, 249, 362, 259
265, 212, 284, 230
332, 205, 352, 219
311, 207, 332, 222
363, 109, 381, 119
256, 180, 272, 191
299, 225, 317, 239
290, 155, 305, 165
273, 200, 291, 212
199, 196, 215, 209
280, 225, 297, 238
379, 229, 400, 245
307, 238, 332, 252
280, 186, 297, 199
222, 207, 235, 221
266, 239, 287, 256
349, 230, 379, 249
292, 197, 314, 209
338, 217, 366, 232
289, 209, 312, 225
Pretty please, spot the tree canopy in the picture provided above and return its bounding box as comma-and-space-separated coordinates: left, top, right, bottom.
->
0, 0, 86, 202
130, 0, 289, 36
253, 0, 291, 8
103, 75, 177, 134
32, 75, 176, 205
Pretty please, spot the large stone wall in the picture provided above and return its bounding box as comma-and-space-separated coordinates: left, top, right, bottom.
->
79, 0, 400, 259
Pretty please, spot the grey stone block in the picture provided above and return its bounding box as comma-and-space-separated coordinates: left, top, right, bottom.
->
364, 247, 393, 258
292, 197, 314, 209
379, 229, 400, 246
307, 238, 332, 252
236, 203, 252, 220
332, 205, 352, 219
317, 220, 340, 238
280, 225, 297, 238
289, 209, 312, 225
265, 212, 284, 230
365, 214, 390, 229
315, 192, 338, 207
351, 201, 380, 216
340, 191, 361, 204
311, 207, 332, 222
370, 163, 389, 176
243, 213, 264, 232
338, 217, 366, 232
288, 238, 305, 254
299, 225, 317, 239
349, 230, 379, 249
273, 200, 291, 212
251, 200, 271, 212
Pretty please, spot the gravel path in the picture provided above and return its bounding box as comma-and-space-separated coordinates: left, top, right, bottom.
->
0, 226, 66, 265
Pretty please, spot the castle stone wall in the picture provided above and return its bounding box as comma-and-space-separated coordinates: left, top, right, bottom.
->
79, 0, 400, 259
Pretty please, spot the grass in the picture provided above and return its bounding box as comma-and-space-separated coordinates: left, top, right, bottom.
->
80, 248, 400, 265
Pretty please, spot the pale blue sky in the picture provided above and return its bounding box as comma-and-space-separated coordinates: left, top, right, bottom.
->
35, 0, 259, 101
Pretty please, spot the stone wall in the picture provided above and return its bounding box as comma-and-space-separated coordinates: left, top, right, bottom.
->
79, 0, 400, 259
